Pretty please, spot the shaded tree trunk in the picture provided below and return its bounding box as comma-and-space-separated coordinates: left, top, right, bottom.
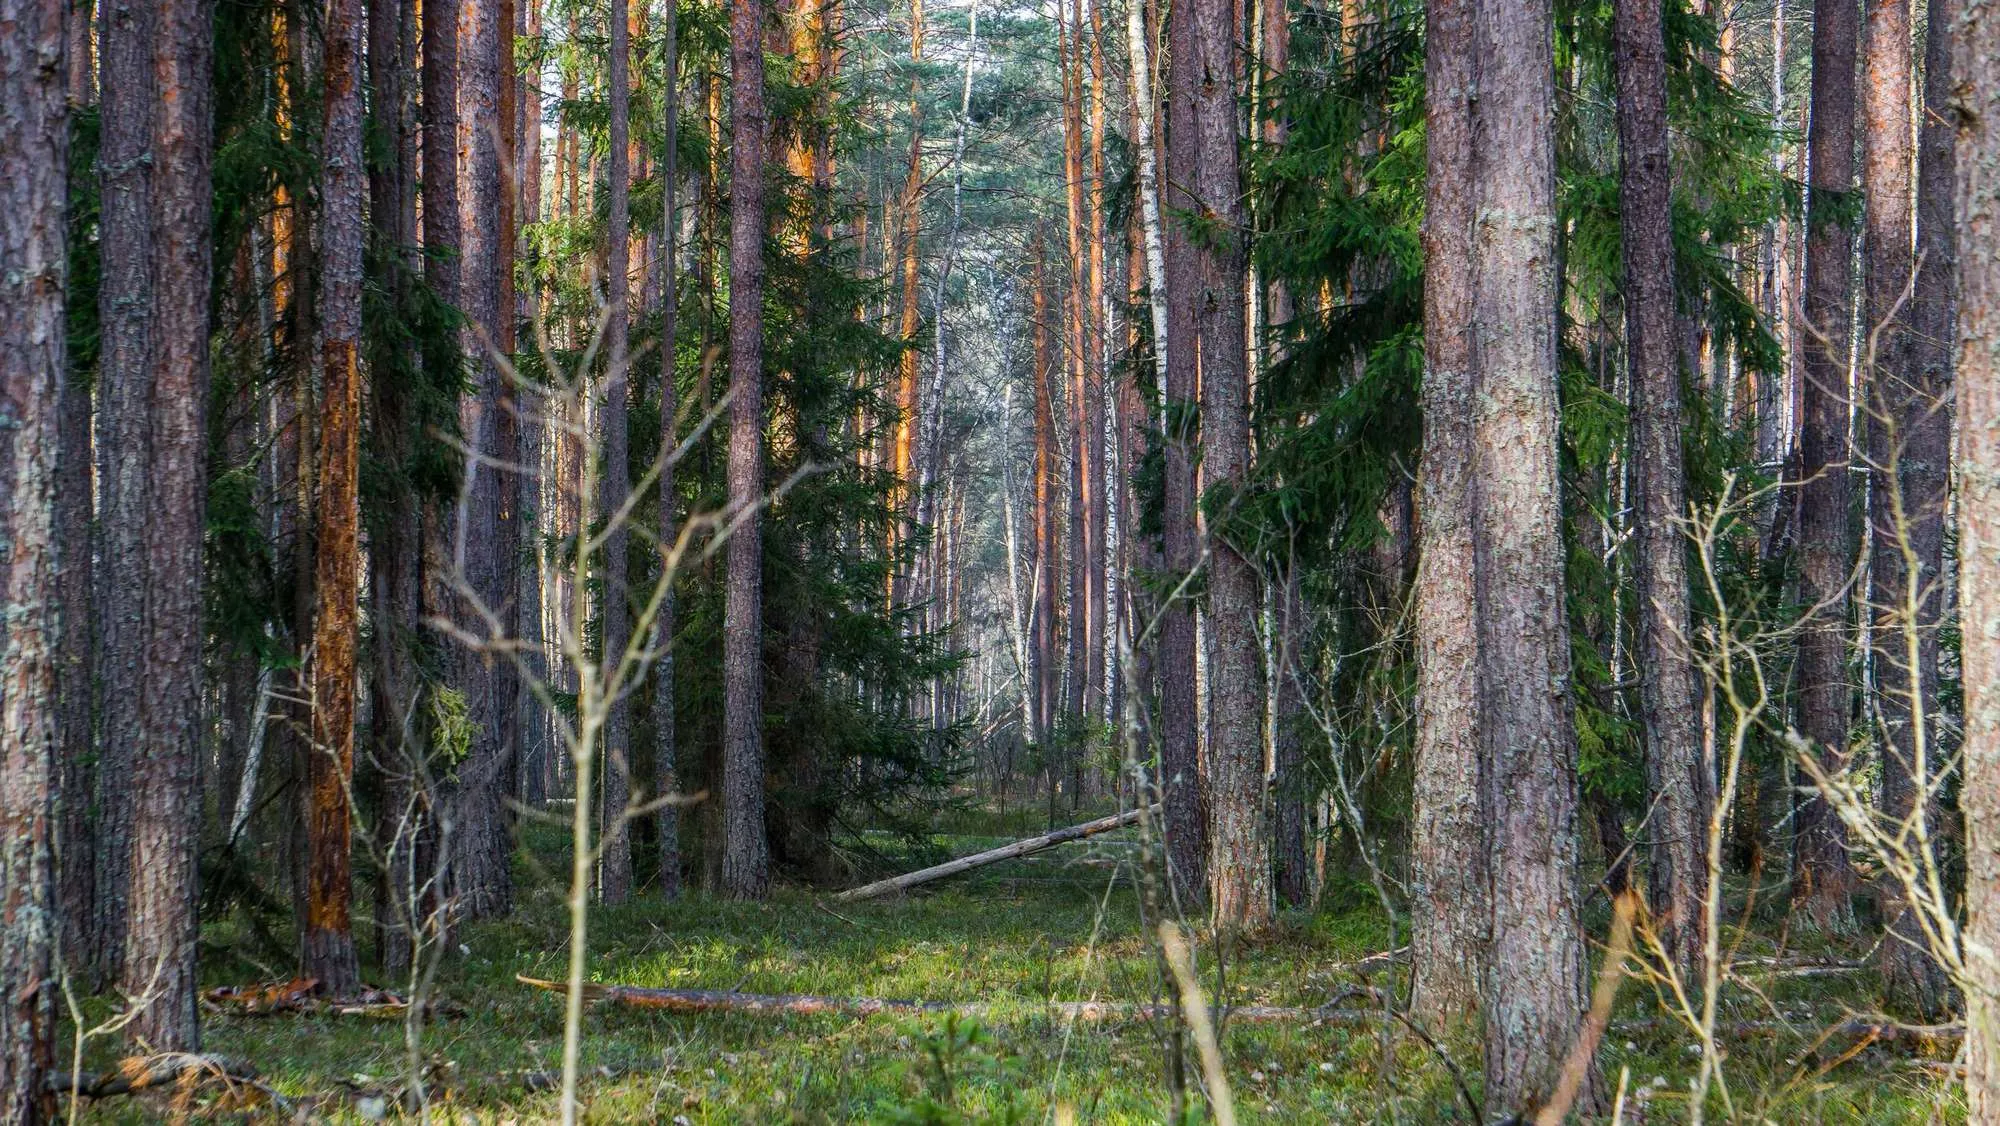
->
122, 0, 214, 1050
720, 0, 771, 899
599, 0, 635, 907
1794, 0, 1861, 933
0, 0, 67, 1107
303, 0, 365, 995
1180, 0, 1267, 932
453, 0, 519, 921
1614, 0, 1709, 984
1868, 0, 1953, 1014
1158, 0, 1207, 912
653, 0, 684, 899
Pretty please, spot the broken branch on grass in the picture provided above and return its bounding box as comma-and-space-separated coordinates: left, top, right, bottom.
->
829, 805, 1158, 902
515, 975, 1375, 1026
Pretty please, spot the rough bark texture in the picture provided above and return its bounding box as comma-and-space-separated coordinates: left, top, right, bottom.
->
121, 0, 213, 1051
1469, 0, 1586, 1111
1181, 0, 1268, 932
0, 0, 65, 1108
1158, 0, 1207, 912
721, 0, 771, 899
1410, 0, 1486, 1027
1957, 0, 2000, 1104
454, 0, 519, 922
654, 0, 684, 899
92, 0, 157, 987
55, 169, 93, 974
304, 0, 365, 995
599, 0, 635, 907
1868, 0, 1952, 1013
1794, 0, 1861, 932
1613, 0, 1709, 984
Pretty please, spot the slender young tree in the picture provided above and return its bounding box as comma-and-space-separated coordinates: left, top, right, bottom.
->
720, 0, 771, 899
600, 0, 636, 906
1794, 0, 1861, 933
654, 0, 685, 899
1957, 0, 2000, 1103
0, 0, 66, 1109
1613, 0, 1708, 983
304, 0, 366, 994
1031, 237, 1061, 752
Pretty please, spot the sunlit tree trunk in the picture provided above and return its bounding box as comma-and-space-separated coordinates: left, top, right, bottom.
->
1032, 239, 1061, 754
1956, 0, 2000, 1102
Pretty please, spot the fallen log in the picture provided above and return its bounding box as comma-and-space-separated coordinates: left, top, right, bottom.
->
516, 975, 1373, 1026
831, 804, 1158, 902
46, 1054, 261, 1099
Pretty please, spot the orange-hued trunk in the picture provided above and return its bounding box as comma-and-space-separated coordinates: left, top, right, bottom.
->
890, 0, 925, 594
1031, 237, 1061, 749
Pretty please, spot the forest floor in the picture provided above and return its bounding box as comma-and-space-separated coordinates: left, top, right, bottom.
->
62, 806, 1964, 1123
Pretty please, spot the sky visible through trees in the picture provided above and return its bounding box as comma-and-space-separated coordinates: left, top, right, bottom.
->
6, 0, 2000, 1119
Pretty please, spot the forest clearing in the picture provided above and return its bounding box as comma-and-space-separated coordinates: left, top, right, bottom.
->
7, 0, 2000, 1113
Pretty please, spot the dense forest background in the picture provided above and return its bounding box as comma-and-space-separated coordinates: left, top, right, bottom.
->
7, 0, 2000, 1117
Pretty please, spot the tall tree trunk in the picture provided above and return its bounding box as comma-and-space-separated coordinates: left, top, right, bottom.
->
1470, 0, 1586, 1111
1794, 0, 1861, 934
0, 0, 67, 1106
654, 0, 684, 899
720, 0, 770, 899
1158, 0, 1206, 911
1956, 0, 2000, 1103
92, 0, 158, 988
304, 0, 365, 995
1181, 0, 1267, 932
126, 0, 214, 1050
1614, 0, 1709, 984
1859, 0, 1938, 1008
1084, 0, 1108, 726
890, 0, 924, 593
599, 0, 636, 907
454, 0, 519, 921
1032, 240, 1061, 753
56, 51, 95, 970
1410, 0, 1485, 1025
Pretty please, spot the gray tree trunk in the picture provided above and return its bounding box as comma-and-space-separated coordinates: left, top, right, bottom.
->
720, 0, 770, 899
1614, 0, 1709, 984
599, 0, 635, 906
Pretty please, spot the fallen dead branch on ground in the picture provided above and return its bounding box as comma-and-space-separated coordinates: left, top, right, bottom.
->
203, 978, 463, 1019
830, 805, 1157, 902
45, 1053, 269, 1102
516, 975, 1373, 1025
